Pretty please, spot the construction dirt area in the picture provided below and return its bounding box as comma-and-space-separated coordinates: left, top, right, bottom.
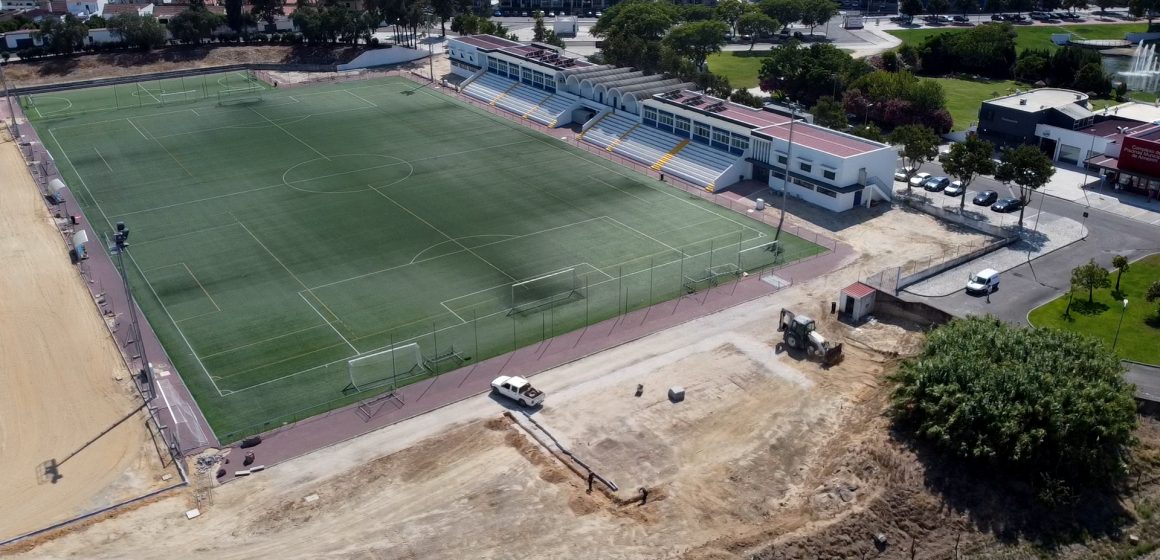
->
0, 136, 176, 543
0, 202, 1038, 559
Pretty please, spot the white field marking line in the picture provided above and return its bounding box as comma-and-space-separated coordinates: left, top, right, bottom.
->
93, 147, 112, 172
149, 105, 374, 141
33, 95, 73, 116
440, 302, 466, 324
138, 84, 161, 104
310, 216, 606, 291
142, 127, 195, 178
588, 174, 650, 204
182, 262, 221, 312
174, 309, 222, 324
190, 108, 201, 117
371, 187, 515, 281
235, 220, 344, 322
126, 118, 150, 140
408, 234, 517, 264
300, 292, 358, 354
247, 105, 330, 161
226, 219, 772, 395
440, 262, 614, 310
653, 216, 725, 237
281, 157, 411, 186
602, 215, 684, 256
345, 89, 377, 107
215, 341, 352, 384
111, 184, 283, 218
46, 127, 225, 397
47, 108, 199, 133
129, 220, 242, 247
200, 324, 331, 360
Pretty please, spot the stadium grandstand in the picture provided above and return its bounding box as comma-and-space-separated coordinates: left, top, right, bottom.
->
448, 35, 895, 212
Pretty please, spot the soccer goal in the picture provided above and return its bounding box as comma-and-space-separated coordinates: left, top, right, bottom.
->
347, 343, 426, 392
509, 267, 581, 315
217, 86, 265, 106
159, 90, 199, 106
683, 264, 741, 293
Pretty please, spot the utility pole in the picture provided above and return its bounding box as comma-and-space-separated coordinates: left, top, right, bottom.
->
113, 221, 154, 401
774, 102, 798, 243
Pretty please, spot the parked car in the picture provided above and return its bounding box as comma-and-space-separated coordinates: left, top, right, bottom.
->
894, 169, 909, 182
595, 11, 602, 16
972, 190, 998, 206
991, 197, 1023, 212
493, 9, 502, 16
547, 11, 555, 16
952, 14, 970, 22
943, 180, 965, 196
966, 268, 1001, 294
923, 176, 950, 192
491, 375, 545, 407
909, 172, 932, 187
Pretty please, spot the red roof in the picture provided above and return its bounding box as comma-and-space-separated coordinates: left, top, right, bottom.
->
756, 122, 884, 158
663, 89, 790, 128
101, 3, 147, 14
455, 34, 522, 50
842, 282, 876, 299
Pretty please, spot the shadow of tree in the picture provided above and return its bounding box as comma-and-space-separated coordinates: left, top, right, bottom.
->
1146, 314, 1160, 329
1072, 299, 1110, 316
890, 426, 1131, 550
36, 57, 79, 76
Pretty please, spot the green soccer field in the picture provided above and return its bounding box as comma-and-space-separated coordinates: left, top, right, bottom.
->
27, 72, 824, 441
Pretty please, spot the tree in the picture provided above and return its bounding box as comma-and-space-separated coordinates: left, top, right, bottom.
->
1063, 0, 1089, 11
533, 10, 547, 41
900, 0, 924, 19
250, 0, 282, 25
995, 144, 1055, 227
941, 136, 996, 209
678, 4, 715, 21
590, 0, 677, 72
850, 123, 884, 142
430, 0, 457, 35
107, 14, 166, 50
889, 316, 1137, 492
168, 7, 224, 44
715, 0, 747, 33
225, 0, 245, 31
736, 11, 777, 50
1095, 0, 1124, 11
85, 15, 107, 29
799, 0, 838, 34
758, 42, 869, 106
1073, 62, 1112, 96
810, 95, 847, 129
663, 20, 728, 69
890, 124, 939, 186
759, 0, 804, 30
928, 0, 950, 15
1147, 280, 1160, 316
542, 29, 566, 48
1072, 259, 1112, 303
729, 88, 765, 108
37, 14, 88, 56
1112, 255, 1131, 292
954, 0, 978, 15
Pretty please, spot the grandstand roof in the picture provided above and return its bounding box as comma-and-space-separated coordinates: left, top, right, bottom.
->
578, 68, 640, 86
455, 35, 523, 50
652, 89, 791, 130
559, 64, 615, 78
754, 122, 886, 158
615, 79, 686, 97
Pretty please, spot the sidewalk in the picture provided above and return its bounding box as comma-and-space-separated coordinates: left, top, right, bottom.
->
1040, 165, 1160, 226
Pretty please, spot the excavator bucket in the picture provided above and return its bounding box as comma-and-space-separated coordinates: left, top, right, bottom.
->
822, 343, 844, 366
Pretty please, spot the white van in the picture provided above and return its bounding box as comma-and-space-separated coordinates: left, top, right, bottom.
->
966, 268, 1000, 294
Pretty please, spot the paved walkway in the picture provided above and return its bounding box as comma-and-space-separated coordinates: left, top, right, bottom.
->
1126, 361, 1160, 403
1040, 165, 1160, 226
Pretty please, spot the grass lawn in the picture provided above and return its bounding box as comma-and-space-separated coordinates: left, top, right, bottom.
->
888, 22, 1147, 52
707, 50, 770, 90
927, 76, 1021, 130
27, 73, 821, 442
1028, 253, 1160, 365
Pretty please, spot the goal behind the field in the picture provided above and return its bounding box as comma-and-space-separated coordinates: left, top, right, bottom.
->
508, 267, 581, 315
347, 343, 426, 392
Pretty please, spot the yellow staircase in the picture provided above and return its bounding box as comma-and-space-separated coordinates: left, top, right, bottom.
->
651, 139, 690, 171
490, 82, 520, 106
607, 123, 639, 152
522, 92, 553, 119
705, 183, 716, 193
576, 111, 611, 140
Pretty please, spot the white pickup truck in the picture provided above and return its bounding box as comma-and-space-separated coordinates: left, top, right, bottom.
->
491, 376, 545, 407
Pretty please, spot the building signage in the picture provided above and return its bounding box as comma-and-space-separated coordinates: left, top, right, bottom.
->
1119, 136, 1160, 176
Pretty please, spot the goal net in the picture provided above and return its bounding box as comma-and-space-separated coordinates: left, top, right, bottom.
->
217, 86, 265, 106
509, 267, 581, 315
683, 264, 741, 293
159, 90, 198, 106
347, 343, 425, 392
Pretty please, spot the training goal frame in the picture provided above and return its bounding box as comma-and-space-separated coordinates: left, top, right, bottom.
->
346, 342, 426, 392
508, 267, 581, 316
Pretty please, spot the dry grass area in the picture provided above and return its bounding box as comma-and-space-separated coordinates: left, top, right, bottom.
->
4, 45, 364, 88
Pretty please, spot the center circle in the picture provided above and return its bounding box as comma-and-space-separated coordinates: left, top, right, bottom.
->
282, 154, 413, 194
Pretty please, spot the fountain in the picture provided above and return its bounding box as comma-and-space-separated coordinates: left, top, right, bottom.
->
1120, 42, 1160, 93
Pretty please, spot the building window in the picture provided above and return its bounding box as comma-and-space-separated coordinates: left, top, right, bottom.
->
694, 122, 710, 138
816, 186, 837, 198
799, 161, 812, 173
658, 112, 674, 126
777, 154, 787, 164
822, 169, 836, 181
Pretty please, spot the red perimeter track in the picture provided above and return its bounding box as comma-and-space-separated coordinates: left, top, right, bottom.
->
7, 70, 855, 483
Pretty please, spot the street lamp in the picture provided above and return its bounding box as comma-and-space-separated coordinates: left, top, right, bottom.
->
773, 101, 799, 245
1112, 298, 1129, 352
112, 221, 153, 401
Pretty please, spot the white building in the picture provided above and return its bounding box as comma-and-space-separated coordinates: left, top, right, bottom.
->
65, 0, 106, 17
448, 34, 894, 211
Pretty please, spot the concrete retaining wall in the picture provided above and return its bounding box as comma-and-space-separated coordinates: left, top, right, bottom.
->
336, 46, 426, 71
874, 291, 954, 326
896, 236, 1017, 290
898, 191, 1015, 239
9, 63, 338, 95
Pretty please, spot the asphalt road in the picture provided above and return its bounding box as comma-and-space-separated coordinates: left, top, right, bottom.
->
899, 163, 1160, 325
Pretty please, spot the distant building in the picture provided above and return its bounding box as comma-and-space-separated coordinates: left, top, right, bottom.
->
976, 88, 1094, 148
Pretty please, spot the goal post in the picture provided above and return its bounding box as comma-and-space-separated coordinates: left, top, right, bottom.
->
509, 267, 580, 315
217, 86, 265, 106
347, 343, 425, 392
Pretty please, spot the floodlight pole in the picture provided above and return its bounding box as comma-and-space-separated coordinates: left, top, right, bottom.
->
113, 222, 153, 401
774, 102, 798, 243
0, 61, 17, 140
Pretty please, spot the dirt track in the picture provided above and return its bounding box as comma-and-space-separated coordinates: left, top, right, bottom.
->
0, 137, 172, 542
2, 206, 989, 558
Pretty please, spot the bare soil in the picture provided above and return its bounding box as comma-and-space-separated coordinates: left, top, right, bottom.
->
4, 45, 364, 88
0, 137, 174, 542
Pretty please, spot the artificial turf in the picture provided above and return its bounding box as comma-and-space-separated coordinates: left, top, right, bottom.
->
26, 72, 824, 441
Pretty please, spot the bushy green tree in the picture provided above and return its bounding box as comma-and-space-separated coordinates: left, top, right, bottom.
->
715, 0, 747, 33
890, 124, 939, 185
941, 135, 996, 209
995, 144, 1055, 227
1112, 255, 1131, 292
890, 316, 1137, 490
37, 14, 88, 55
729, 88, 765, 108
799, 0, 838, 33
250, 0, 282, 25
167, 7, 224, 44
759, 0, 804, 30
736, 11, 777, 50
900, 0, 924, 18
1072, 259, 1112, 303
1073, 62, 1112, 96
918, 23, 1017, 79
758, 41, 870, 106
1147, 280, 1160, 316
663, 19, 728, 68
591, 0, 677, 72
810, 95, 847, 129
107, 14, 166, 50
